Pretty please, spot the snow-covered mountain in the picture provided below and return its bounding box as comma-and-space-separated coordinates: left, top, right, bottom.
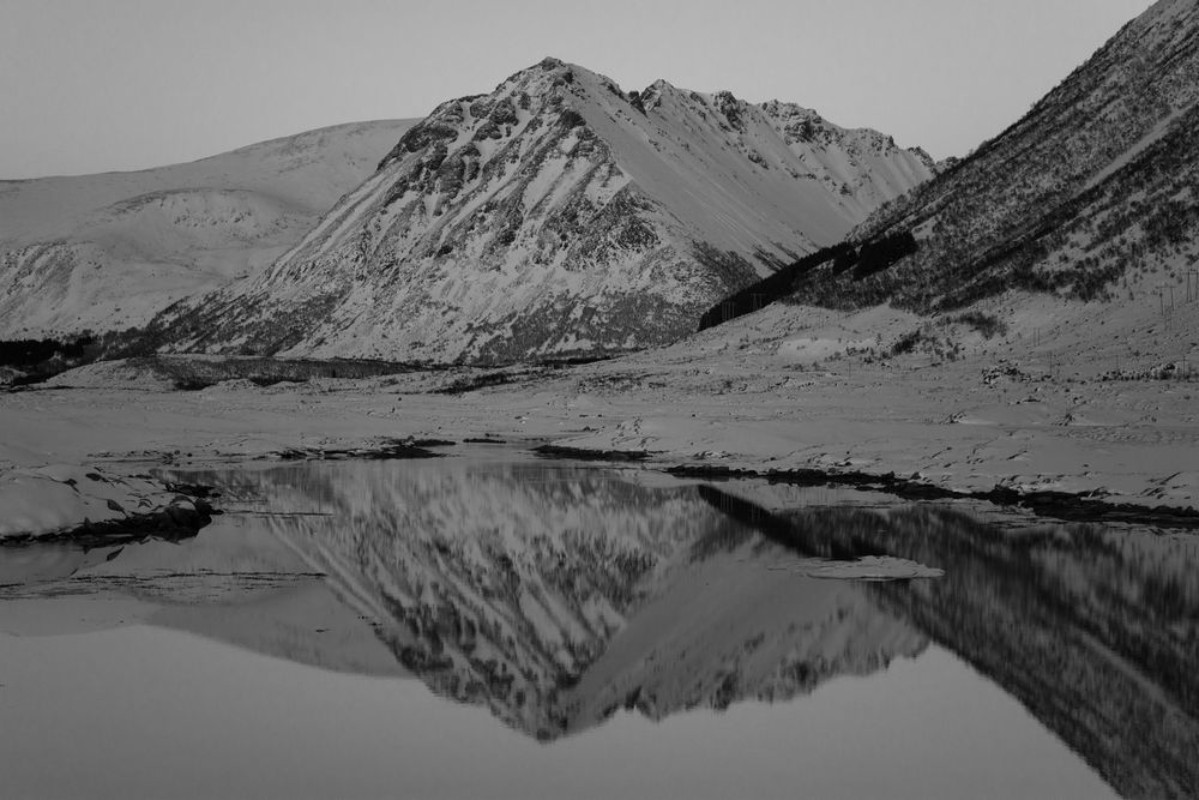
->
0, 120, 417, 338
152, 58, 934, 363
786, 0, 1199, 313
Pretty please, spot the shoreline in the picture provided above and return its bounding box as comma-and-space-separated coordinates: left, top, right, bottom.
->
3, 423, 1195, 544
2, 298, 1196, 540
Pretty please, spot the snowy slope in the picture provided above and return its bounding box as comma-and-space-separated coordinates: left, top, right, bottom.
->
155, 58, 933, 363
0, 120, 417, 337
788, 0, 1199, 314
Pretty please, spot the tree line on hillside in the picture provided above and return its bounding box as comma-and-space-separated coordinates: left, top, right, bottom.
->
697, 231, 917, 331
0, 335, 95, 368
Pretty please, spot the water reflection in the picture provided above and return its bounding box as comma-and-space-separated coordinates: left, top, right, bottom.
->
3, 458, 1197, 798
145, 461, 933, 740
712, 484, 1199, 799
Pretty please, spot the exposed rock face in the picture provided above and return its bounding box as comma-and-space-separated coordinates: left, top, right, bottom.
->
790, 0, 1199, 311
0, 120, 417, 338
154, 58, 934, 363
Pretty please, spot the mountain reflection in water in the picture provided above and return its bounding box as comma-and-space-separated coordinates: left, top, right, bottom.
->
3, 458, 1197, 799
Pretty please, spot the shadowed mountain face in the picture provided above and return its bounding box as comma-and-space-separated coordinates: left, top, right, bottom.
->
151, 58, 933, 363
5, 460, 1196, 797
790, 0, 1199, 311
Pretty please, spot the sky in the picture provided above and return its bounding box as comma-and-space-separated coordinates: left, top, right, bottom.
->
0, 0, 1156, 179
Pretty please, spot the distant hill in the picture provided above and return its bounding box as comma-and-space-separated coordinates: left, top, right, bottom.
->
0, 119, 418, 338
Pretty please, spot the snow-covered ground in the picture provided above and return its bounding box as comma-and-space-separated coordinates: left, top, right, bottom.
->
2, 288, 1195, 539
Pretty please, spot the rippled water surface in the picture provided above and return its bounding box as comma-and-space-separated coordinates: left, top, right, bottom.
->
2, 456, 1197, 799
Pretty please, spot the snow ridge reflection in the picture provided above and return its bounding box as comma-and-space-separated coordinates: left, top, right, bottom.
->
5, 458, 1197, 798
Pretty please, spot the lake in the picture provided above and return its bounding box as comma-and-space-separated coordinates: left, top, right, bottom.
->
2, 454, 1196, 799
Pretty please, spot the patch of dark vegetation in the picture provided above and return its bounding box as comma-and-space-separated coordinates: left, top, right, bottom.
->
1099, 362, 1199, 382
0, 335, 94, 367
464, 437, 507, 444
0, 334, 97, 386
270, 439, 442, 461
67, 314, 459, 388
533, 444, 653, 463
114, 354, 424, 391
979, 486, 1199, 528
943, 311, 1008, 339
888, 329, 926, 357
666, 464, 1199, 529
431, 357, 609, 393
851, 231, 918, 281
434, 366, 551, 395
699, 231, 923, 330
534, 353, 620, 367
697, 242, 856, 331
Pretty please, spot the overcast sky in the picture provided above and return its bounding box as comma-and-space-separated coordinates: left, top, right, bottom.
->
0, 0, 1155, 179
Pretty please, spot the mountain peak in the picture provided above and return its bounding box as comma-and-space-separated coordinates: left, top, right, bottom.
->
153, 60, 935, 362
498, 55, 579, 91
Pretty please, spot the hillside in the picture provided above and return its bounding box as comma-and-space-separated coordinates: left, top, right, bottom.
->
778, 0, 1199, 315
150, 58, 933, 363
0, 119, 417, 337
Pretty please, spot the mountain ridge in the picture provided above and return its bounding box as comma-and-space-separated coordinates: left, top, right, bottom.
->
148, 57, 934, 363
779, 0, 1199, 314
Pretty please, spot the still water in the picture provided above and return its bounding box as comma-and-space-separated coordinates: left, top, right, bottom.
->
2, 456, 1196, 799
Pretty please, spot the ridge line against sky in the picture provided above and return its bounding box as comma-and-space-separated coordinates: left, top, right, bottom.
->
0, 0, 1156, 180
